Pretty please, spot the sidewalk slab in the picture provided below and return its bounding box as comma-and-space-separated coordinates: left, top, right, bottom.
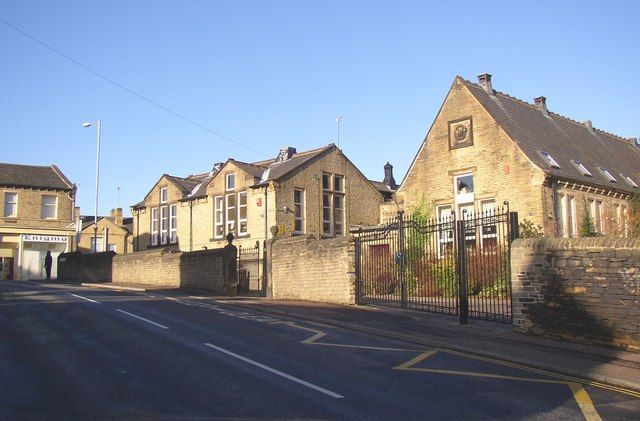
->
219, 298, 640, 392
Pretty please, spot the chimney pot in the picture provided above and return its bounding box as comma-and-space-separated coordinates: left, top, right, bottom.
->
477, 73, 494, 95
582, 120, 593, 132
276, 146, 297, 162
534, 96, 549, 115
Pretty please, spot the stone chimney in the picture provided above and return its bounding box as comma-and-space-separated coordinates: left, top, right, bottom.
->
582, 120, 593, 132
276, 146, 297, 162
629, 137, 639, 147
383, 162, 398, 190
110, 208, 123, 226
534, 96, 549, 115
477, 73, 494, 95
210, 162, 224, 176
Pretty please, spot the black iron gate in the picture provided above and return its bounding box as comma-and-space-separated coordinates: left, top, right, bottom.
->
237, 242, 265, 296
353, 205, 518, 324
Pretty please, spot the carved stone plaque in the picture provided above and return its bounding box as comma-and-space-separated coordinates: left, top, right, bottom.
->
448, 117, 473, 149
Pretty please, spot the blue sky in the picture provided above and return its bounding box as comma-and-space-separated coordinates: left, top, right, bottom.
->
2, 1, 639, 216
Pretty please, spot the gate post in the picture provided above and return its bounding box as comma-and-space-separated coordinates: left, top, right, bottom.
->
456, 220, 468, 324
509, 211, 520, 241
354, 235, 362, 305
398, 211, 408, 309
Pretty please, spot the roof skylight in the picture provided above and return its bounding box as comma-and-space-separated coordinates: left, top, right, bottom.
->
540, 151, 560, 168
571, 160, 592, 177
598, 167, 617, 183
621, 174, 638, 188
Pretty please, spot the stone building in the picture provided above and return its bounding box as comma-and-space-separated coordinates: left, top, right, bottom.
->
78, 208, 133, 254
0, 163, 76, 279
395, 74, 640, 237
131, 144, 385, 252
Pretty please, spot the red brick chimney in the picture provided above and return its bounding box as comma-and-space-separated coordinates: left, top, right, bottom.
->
534, 96, 549, 115
477, 73, 494, 95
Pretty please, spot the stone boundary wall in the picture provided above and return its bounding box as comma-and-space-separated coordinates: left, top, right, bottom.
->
58, 247, 229, 292
511, 237, 640, 351
270, 235, 356, 304
58, 251, 115, 283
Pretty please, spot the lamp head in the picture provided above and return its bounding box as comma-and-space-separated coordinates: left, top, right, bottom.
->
82, 122, 92, 128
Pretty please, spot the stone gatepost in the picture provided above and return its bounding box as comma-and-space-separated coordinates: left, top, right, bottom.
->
222, 233, 238, 296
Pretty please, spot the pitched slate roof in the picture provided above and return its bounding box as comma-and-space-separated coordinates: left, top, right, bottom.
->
460, 77, 640, 194
165, 175, 200, 195
0, 163, 74, 190
253, 144, 335, 186
369, 180, 395, 200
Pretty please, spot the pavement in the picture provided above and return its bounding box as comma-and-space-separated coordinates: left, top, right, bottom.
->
64, 280, 640, 393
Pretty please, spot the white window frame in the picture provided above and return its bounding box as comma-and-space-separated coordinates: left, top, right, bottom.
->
479, 199, 497, 247
571, 161, 592, 177
321, 173, 345, 237
294, 188, 305, 234
160, 187, 168, 203
598, 168, 617, 183
91, 237, 103, 253
558, 194, 576, 238
621, 174, 638, 188
225, 193, 236, 234
226, 173, 235, 191
588, 199, 604, 234
540, 151, 561, 168
4, 192, 17, 217
453, 173, 474, 205
214, 196, 224, 238
436, 205, 453, 256
41, 195, 57, 220
160, 205, 168, 244
169, 204, 178, 244
237, 191, 248, 236
151, 207, 159, 246
107, 244, 117, 252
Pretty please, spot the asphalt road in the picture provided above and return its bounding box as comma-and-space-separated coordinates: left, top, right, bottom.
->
1, 281, 638, 420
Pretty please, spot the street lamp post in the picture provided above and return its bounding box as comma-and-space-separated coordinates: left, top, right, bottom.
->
82, 120, 101, 253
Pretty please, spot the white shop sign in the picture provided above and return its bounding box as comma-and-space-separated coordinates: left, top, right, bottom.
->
23, 235, 68, 243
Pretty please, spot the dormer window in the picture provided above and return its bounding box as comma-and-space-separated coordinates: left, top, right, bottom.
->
621, 173, 638, 188
540, 151, 560, 168
598, 167, 617, 183
571, 160, 592, 177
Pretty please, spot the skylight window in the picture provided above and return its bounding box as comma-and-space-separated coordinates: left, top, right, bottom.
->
621, 174, 638, 188
540, 151, 560, 168
598, 167, 617, 183
571, 160, 592, 177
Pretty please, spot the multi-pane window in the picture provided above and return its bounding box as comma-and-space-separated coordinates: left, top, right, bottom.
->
4, 192, 17, 217
237, 191, 247, 236
322, 173, 345, 236
226, 173, 235, 191
557, 194, 576, 238
588, 199, 604, 234
90, 237, 103, 253
226, 193, 236, 234
436, 205, 453, 255
160, 206, 168, 244
214, 196, 224, 238
294, 189, 305, 234
151, 207, 159, 245
480, 199, 497, 248
458, 203, 475, 246
41, 195, 57, 219
454, 173, 474, 207
160, 187, 168, 203
169, 204, 178, 243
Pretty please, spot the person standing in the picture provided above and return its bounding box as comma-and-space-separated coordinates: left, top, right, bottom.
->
44, 250, 53, 280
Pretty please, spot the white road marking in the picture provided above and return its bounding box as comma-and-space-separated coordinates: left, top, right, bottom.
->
116, 309, 170, 329
204, 343, 344, 399
66, 292, 101, 304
